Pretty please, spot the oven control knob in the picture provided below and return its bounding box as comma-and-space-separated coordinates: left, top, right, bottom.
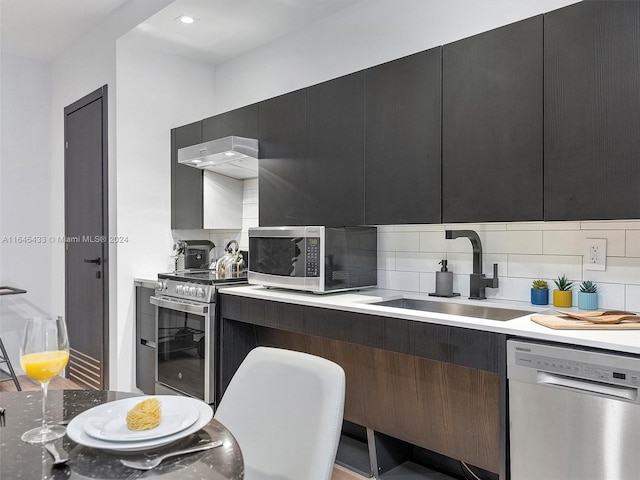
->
197, 287, 205, 298
155, 280, 166, 291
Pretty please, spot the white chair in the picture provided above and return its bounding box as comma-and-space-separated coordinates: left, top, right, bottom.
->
214, 346, 346, 480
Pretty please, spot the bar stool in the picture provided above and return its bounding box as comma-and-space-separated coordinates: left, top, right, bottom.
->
0, 337, 20, 390
0, 286, 26, 391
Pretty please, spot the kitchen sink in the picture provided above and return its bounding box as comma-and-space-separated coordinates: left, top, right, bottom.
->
370, 298, 533, 321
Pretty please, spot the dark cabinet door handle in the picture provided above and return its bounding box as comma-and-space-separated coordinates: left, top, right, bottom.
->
84, 258, 102, 266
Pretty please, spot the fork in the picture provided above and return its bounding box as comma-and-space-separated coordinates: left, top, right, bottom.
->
120, 440, 223, 470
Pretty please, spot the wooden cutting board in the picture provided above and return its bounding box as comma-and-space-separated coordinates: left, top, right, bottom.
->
531, 314, 640, 330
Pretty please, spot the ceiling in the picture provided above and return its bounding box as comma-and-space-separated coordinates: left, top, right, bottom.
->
127, 0, 364, 65
1, 0, 364, 65
0, 0, 130, 62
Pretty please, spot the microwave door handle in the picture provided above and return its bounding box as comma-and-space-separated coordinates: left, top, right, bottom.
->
150, 296, 209, 315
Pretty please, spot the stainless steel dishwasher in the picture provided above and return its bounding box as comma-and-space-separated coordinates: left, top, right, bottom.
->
508, 339, 640, 480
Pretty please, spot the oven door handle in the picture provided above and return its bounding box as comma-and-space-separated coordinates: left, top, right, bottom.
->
150, 296, 210, 315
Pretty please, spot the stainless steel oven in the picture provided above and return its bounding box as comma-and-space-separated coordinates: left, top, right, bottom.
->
151, 270, 247, 405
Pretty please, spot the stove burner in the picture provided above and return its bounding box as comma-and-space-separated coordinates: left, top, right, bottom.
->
159, 269, 247, 283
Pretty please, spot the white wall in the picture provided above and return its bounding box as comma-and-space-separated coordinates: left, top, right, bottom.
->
213, 0, 579, 113
0, 54, 53, 311
115, 37, 217, 390
0, 54, 53, 374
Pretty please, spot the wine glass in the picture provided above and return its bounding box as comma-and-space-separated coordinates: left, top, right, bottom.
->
19, 316, 70, 444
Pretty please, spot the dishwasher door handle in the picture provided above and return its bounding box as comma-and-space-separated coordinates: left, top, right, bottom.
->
537, 371, 638, 402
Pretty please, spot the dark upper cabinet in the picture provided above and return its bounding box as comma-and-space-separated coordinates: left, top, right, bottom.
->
306, 72, 365, 226
258, 90, 307, 226
364, 49, 442, 225
171, 121, 202, 229
442, 16, 544, 223
201, 103, 259, 141
544, 1, 640, 221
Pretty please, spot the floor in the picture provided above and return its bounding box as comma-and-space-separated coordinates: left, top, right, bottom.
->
0, 375, 369, 480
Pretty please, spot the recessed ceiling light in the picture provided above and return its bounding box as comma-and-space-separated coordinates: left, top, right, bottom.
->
179, 15, 195, 24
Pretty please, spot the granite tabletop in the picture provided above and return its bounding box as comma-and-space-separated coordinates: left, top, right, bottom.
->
0, 389, 244, 479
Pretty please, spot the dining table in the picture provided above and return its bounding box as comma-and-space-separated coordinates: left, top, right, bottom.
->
0, 389, 244, 479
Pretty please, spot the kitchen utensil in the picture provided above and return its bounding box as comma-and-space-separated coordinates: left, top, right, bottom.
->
120, 440, 223, 470
183, 240, 215, 269
45, 442, 69, 465
214, 240, 244, 276
581, 314, 640, 324
556, 310, 640, 324
556, 309, 635, 318
173, 241, 186, 272
531, 314, 640, 329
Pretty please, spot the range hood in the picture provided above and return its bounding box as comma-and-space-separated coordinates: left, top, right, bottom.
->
178, 136, 258, 180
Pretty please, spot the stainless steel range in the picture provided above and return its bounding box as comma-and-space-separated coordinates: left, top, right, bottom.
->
151, 269, 247, 405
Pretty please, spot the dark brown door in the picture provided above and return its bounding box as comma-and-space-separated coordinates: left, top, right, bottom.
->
64, 86, 109, 389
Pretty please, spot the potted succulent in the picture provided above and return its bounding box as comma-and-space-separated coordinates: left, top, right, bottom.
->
531, 279, 549, 305
578, 280, 598, 310
553, 274, 574, 308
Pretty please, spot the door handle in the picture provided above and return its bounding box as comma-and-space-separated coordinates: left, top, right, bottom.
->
84, 258, 102, 266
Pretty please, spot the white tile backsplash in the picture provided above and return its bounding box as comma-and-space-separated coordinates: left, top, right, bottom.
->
580, 220, 640, 230
483, 230, 543, 255
543, 230, 625, 256
626, 230, 640, 257
378, 231, 420, 252
377, 270, 420, 292
396, 252, 443, 272
507, 254, 582, 280
419, 231, 451, 252
175, 178, 258, 256
380, 220, 640, 311
506, 221, 581, 231
625, 285, 640, 311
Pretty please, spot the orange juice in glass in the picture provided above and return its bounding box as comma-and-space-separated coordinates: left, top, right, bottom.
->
19, 316, 70, 444
21, 350, 69, 383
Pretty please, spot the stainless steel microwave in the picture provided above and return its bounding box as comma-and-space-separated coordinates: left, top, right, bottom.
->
248, 226, 377, 293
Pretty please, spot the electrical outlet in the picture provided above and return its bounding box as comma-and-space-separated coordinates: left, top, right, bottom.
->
584, 238, 606, 271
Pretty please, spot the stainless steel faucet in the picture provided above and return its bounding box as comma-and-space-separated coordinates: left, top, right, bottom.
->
445, 229, 498, 300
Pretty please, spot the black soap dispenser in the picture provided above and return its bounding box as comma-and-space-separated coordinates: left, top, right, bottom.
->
429, 260, 460, 298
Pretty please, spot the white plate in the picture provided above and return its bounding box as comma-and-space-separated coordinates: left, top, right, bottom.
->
82, 397, 200, 441
67, 396, 213, 452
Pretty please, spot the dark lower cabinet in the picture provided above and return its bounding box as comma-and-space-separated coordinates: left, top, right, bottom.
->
219, 294, 505, 477
544, 1, 640, 221
258, 90, 307, 226
442, 16, 544, 223
135, 285, 156, 395
306, 72, 365, 227
171, 121, 202, 229
365, 49, 442, 225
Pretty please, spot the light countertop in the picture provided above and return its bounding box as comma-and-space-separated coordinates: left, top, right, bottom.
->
134, 277, 157, 289
219, 285, 640, 356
